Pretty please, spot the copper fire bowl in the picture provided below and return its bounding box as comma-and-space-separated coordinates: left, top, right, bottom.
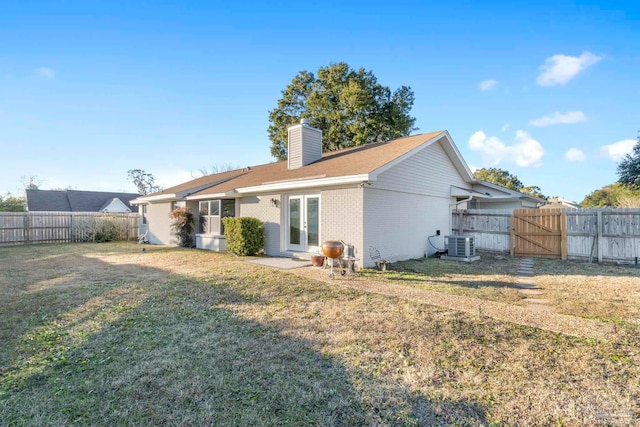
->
321, 241, 344, 259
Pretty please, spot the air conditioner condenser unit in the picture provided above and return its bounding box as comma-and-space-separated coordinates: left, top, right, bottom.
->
443, 235, 479, 261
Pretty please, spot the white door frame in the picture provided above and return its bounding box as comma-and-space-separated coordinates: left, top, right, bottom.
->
286, 194, 320, 253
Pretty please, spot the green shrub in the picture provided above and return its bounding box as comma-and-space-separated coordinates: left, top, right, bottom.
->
170, 208, 196, 247
222, 217, 264, 256
94, 219, 121, 242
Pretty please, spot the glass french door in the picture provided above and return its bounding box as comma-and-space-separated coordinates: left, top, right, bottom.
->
287, 195, 320, 252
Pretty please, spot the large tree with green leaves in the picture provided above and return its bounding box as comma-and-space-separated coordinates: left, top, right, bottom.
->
473, 168, 523, 190
617, 132, 640, 189
0, 193, 26, 212
473, 167, 546, 198
268, 62, 417, 160
581, 182, 640, 208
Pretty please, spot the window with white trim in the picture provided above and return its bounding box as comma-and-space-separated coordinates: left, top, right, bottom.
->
199, 200, 220, 234
199, 199, 236, 234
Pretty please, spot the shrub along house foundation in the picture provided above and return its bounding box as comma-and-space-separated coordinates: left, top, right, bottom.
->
132, 120, 542, 267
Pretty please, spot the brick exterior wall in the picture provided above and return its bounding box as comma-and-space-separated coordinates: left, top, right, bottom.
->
238, 194, 282, 256
320, 186, 364, 263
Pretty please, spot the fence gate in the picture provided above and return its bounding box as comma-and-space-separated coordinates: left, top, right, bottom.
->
511, 209, 567, 259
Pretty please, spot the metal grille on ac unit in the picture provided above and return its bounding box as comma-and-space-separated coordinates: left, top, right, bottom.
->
444, 235, 475, 257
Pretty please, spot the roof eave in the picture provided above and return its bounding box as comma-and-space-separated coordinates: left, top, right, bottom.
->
186, 192, 237, 201
131, 193, 178, 204
235, 174, 371, 194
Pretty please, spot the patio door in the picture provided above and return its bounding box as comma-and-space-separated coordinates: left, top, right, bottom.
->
287, 195, 320, 253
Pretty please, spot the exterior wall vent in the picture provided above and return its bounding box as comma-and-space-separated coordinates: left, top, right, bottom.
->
287, 119, 322, 170
444, 235, 476, 257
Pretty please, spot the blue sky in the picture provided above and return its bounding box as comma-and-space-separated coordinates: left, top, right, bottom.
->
1, 0, 638, 203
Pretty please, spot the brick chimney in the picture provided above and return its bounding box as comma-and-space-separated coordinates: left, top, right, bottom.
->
287, 118, 322, 169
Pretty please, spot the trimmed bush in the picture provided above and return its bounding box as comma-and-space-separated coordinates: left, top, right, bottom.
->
222, 217, 264, 256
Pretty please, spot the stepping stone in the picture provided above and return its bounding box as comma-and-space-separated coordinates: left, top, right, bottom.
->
524, 298, 548, 304
520, 289, 544, 295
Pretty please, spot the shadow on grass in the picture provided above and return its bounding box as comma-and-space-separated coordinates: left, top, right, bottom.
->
0, 243, 489, 426
384, 275, 522, 289
379, 253, 640, 279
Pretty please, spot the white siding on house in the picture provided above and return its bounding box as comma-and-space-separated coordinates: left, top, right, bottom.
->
476, 200, 529, 210
320, 186, 364, 263
238, 194, 282, 256
287, 128, 302, 169
363, 188, 451, 267
302, 126, 322, 166
287, 123, 322, 169
375, 140, 470, 196
359, 138, 467, 267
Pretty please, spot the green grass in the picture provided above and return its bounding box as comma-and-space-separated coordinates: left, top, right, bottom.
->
1, 243, 639, 426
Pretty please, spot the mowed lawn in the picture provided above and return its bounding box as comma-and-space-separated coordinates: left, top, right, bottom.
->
0, 243, 638, 426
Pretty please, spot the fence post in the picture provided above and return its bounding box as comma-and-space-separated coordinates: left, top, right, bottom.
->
510, 210, 515, 257
24, 213, 30, 244
597, 211, 603, 263
560, 212, 567, 260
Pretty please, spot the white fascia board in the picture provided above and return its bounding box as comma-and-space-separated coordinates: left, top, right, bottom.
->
132, 193, 178, 203
186, 192, 234, 201
438, 131, 475, 182
450, 185, 494, 198
235, 174, 370, 194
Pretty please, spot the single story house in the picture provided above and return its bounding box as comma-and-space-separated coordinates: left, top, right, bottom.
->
540, 197, 580, 209
132, 121, 543, 267
27, 189, 140, 213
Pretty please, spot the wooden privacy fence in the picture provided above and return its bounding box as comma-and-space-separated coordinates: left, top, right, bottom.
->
452, 208, 640, 263
511, 209, 566, 259
0, 212, 139, 245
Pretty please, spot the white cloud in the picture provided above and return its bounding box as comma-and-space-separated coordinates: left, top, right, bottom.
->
536, 51, 602, 86
36, 67, 55, 79
565, 148, 586, 162
601, 139, 636, 161
501, 123, 510, 132
479, 79, 499, 91
468, 130, 544, 167
530, 111, 587, 127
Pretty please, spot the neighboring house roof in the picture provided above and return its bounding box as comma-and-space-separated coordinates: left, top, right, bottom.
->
133, 130, 475, 203
470, 180, 547, 205
540, 197, 580, 209
27, 190, 140, 212
25, 189, 72, 211
98, 198, 133, 213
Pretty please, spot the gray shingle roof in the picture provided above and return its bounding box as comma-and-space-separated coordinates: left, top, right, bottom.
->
26, 190, 141, 212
